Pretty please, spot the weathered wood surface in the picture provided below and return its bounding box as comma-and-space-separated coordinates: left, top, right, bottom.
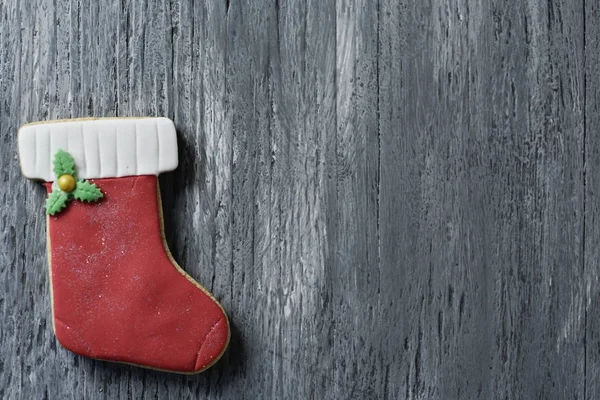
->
0, 0, 593, 398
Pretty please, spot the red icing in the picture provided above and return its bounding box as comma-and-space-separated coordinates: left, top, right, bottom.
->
44, 176, 229, 373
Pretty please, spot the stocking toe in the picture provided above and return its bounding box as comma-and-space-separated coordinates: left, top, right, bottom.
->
194, 316, 230, 372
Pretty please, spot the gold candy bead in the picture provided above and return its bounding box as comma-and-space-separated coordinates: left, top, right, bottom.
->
57, 174, 76, 192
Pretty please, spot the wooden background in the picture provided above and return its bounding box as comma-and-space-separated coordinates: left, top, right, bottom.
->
0, 0, 596, 399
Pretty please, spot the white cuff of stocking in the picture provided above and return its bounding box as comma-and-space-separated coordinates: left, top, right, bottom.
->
18, 117, 178, 182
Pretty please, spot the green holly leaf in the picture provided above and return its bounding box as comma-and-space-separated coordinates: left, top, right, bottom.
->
46, 190, 70, 215
53, 149, 76, 177
73, 180, 104, 202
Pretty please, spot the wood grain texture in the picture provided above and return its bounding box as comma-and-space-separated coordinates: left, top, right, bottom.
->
0, 0, 591, 399
586, 0, 600, 399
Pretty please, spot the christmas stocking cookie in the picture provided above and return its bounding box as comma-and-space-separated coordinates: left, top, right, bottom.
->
18, 117, 230, 374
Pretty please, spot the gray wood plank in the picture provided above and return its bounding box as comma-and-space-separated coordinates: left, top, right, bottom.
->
330, 0, 382, 397
378, 0, 585, 398
0, 0, 589, 399
586, 1, 600, 399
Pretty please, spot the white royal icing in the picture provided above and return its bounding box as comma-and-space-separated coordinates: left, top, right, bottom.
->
18, 117, 178, 181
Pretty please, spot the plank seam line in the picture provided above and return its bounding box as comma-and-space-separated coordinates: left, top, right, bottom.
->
582, 0, 588, 398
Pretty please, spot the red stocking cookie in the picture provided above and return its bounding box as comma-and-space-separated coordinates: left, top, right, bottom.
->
18, 117, 230, 374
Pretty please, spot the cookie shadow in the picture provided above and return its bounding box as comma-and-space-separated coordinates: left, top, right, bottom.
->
159, 129, 202, 205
